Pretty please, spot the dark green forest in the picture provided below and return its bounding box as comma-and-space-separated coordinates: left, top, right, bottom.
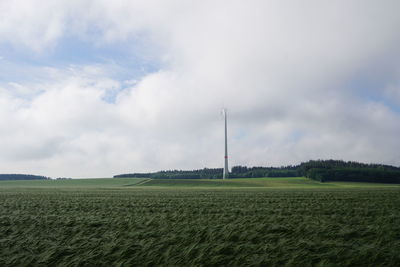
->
114, 159, 400, 183
0, 174, 49, 181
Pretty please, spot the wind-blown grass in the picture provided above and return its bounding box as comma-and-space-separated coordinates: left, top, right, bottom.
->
1, 179, 400, 265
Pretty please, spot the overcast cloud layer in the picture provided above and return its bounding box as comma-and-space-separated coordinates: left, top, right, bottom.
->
0, 0, 399, 177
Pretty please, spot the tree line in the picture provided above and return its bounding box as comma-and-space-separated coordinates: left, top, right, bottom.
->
0, 174, 50, 181
114, 159, 400, 183
114, 166, 299, 179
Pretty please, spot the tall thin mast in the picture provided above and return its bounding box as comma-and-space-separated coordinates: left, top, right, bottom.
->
223, 109, 229, 179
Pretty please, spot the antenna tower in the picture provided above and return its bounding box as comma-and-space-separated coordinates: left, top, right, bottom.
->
223, 109, 229, 179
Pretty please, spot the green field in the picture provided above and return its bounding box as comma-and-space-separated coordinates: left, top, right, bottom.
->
138, 177, 400, 188
1, 178, 400, 266
1, 177, 399, 189
0, 178, 148, 188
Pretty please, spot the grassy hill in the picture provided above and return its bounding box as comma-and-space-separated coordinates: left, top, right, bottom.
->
137, 177, 400, 188
1, 177, 399, 190
0, 178, 148, 189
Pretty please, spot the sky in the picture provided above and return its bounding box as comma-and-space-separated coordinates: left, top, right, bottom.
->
0, 0, 399, 178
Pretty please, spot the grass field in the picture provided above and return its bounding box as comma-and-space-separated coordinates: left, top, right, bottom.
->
139, 177, 400, 188
1, 177, 399, 189
1, 177, 400, 266
0, 178, 148, 188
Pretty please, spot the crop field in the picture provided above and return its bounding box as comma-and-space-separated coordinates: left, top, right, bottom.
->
1, 178, 400, 266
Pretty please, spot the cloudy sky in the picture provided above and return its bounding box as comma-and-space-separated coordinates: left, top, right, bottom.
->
0, 1, 399, 178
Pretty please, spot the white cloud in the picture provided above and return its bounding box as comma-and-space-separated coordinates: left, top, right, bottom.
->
0, 1, 399, 177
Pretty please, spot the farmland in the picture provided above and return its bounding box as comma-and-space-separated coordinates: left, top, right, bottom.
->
1, 178, 400, 266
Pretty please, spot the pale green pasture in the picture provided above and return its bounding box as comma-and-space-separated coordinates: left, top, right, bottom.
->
1, 177, 399, 190
0, 178, 148, 189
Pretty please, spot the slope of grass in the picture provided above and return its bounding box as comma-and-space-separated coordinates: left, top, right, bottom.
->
139, 178, 264, 187
138, 177, 400, 188
2, 177, 400, 191
139, 177, 319, 188
0, 178, 148, 189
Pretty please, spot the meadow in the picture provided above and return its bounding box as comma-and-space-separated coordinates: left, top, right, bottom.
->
0, 178, 400, 266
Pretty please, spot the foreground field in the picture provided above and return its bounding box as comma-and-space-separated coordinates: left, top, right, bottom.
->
0, 179, 400, 266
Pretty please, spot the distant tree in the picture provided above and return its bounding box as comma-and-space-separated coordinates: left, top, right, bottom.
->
0, 174, 49, 180
113, 159, 400, 183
